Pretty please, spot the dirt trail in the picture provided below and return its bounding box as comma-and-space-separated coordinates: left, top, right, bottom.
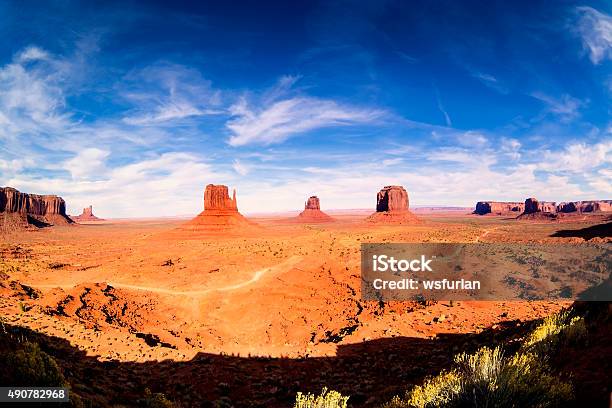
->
475, 226, 500, 242
31, 256, 303, 297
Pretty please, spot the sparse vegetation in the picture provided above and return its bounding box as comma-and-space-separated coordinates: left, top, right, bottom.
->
294, 387, 349, 408
381, 346, 572, 408
0, 342, 66, 387
522, 310, 587, 355
143, 388, 176, 408
293, 309, 586, 408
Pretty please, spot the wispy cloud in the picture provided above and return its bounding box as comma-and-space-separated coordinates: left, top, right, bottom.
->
121, 63, 223, 125
531, 92, 584, 122
471, 71, 509, 94
226, 80, 384, 146
232, 159, 250, 176
433, 85, 452, 127
575, 6, 612, 64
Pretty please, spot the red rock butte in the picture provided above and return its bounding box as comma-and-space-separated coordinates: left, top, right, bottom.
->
72, 206, 103, 222
0, 186, 73, 230
181, 184, 257, 232
295, 196, 334, 223
366, 185, 419, 224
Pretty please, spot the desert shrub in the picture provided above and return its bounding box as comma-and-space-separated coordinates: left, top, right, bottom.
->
294, 387, 349, 408
523, 310, 587, 355
143, 388, 176, 408
0, 341, 66, 387
382, 346, 572, 408
382, 371, 461, 408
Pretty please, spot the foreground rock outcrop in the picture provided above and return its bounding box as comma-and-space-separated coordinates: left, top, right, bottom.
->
366, 185, 419, 224
0, 187, 73, 230
295, 196, 334, 223
72, 206, 103, 222
181, 184, 258, 232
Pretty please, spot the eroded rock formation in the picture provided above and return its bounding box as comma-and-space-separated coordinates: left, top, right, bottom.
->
181, 184, 258, 233
0, 187, 73, 229
376, 185, 409, 212
295, 196, 334, 223
367, 185, 419, 224
557, 201, 612, 213
72, 206, 103, 222
305, 196, 320, 210
474, 201, 524, 215
204, 184, 238, 212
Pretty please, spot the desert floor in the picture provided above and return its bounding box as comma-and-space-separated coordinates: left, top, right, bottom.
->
0, 211, 608, 407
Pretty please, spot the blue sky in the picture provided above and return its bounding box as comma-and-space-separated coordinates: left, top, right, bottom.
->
0, 0, 610, 217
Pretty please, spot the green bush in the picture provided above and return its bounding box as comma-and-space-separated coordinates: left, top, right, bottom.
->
294, 387, 349, 408
1, 342, 66, 387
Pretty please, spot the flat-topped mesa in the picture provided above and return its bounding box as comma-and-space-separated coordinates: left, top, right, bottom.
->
367, 185, 419, 224
305, 196, 320, 210
295, 195, 334, 223
72, 205, 103, 222
204, 184, 238, 213
376, 185, 409, 212
557, 200, 612, 213
474, 201, 524, 215
0, 186, 72, 228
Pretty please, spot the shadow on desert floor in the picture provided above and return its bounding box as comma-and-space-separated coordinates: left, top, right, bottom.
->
550, 221, 612, 240
0, 316, 580, 408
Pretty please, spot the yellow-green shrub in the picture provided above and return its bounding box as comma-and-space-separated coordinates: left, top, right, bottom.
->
382, 346, 572, 408
294, 387, 349, 408
523, 310, 587, 355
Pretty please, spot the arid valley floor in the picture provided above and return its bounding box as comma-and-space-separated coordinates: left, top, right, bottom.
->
1, 211, 610, 407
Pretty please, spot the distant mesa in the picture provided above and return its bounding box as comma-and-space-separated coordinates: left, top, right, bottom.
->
473, 201, 524, 215
474, 198, 611, 219
0, 186, 73, 230
72, 206, 103, 222
295, 196, 334, 223
366, 185, 419, 224
181, 184, 258, 232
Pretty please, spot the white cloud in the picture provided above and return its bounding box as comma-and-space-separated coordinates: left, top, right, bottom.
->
457, 131, 488, 147
531, 92, 584, 122
471, 71, 509, 94
16, 46, 50, 63
227, 96, 383, 146
8, 152, 221, 218
64, 148, 110, 180
537, 141, 612, 173
501, 138, 521, 160
576, 6, 612, 64
121, 63, 223, 126
232, 159, 250, 176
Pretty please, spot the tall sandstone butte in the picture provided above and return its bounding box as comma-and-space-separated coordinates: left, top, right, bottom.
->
204, 184, 238, 213
295, 196, 334, 223
367, 185, 419, 224
182, 184, 257, 232
0, 186, 73, 229
376, 185, 409, 212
